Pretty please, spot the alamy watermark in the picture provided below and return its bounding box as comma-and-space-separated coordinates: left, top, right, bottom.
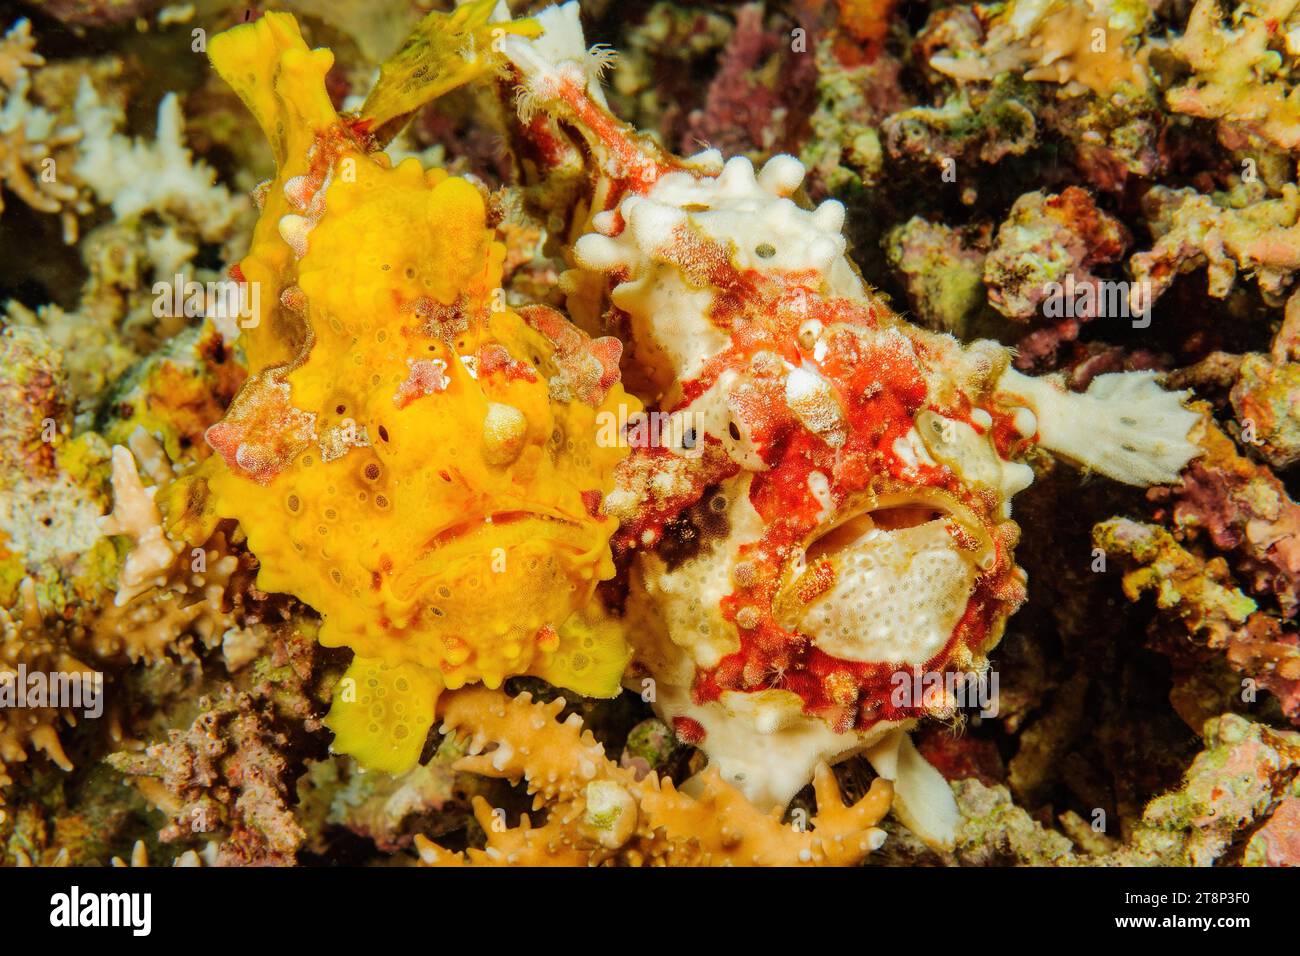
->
890, 668, 999, 718
1042, 275, 1153, 329
50, 887, 150, 936
152, 273, 260, 328
596, 405, 705, 458
0, 665, 103, 719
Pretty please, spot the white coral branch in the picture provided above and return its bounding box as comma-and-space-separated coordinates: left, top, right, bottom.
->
98, 432, 180, 606
72, 80, 242, 241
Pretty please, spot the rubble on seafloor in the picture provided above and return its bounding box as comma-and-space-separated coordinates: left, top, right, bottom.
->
0, 0, 1298, 867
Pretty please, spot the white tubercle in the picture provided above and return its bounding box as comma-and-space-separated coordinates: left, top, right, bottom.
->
756, 154, 805, 195
573, 150, 864, 384
1012, 406, 1037, 438
278, 214, 313, 258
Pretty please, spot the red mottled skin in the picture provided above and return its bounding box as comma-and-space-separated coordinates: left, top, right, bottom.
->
611, 231, 1025, 737
515, 47, 1030, 744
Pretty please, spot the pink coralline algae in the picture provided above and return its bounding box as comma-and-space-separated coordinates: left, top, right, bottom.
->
1153, 416, 1300, 619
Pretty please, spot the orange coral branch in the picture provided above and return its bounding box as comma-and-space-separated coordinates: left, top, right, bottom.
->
415, 686, 893, 866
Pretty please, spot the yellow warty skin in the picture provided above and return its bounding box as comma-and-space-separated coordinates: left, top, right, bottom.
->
190, 13, 638, 773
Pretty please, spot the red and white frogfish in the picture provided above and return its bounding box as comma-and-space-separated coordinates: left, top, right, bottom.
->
499, 2, 1201, 847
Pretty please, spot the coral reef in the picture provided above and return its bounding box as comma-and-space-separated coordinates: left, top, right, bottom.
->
880, 82, 1038, 187
683, 3, 818, 158
928, 0, 1151, 99
108, 627, 330, 866
906, 712, 1300, 865
109, 686, 307, 866
1154, 414, 1300, 619
983, 187, 1131, 367
1, 0, 1298, 873
1129, 183, 1300, 308
1094, 516, 1300, 724
0, 20, 86, 243
0, 580, 96, 785
1164, 0, 1300, 152
885, 217, 990, 337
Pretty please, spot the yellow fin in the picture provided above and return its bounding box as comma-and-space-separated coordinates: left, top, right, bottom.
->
207, 11, 337, 166
325, 656, 442, 773
532, 607, 631, 699
359, 0, 540, 143
156, 463, 220, 549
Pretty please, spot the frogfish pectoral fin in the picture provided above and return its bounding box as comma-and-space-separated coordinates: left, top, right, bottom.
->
325, 656, 442, 773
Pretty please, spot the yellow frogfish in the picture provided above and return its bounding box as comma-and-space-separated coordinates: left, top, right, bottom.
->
168, 10, 639, 773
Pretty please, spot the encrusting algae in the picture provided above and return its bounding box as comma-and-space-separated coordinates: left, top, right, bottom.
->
166, 11, 639, 774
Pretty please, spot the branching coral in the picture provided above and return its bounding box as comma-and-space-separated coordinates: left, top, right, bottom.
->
0, 326, 243, 790
109, 686, 307, 866
94, 428, 255, 664
0, 17, 41, 88
2, 424, 263, 793
414, 686, 893, 866
109, 840, 209, 868
99, 437, 181, 607
108, 628, 328, 866
1, 15, 245, 250
927, 0, 1152, 99
0, 580, 97, 787
71, 79, 243, 241
0, 314, 280, 795
0, 19, 86, 243
3, 27, 254, 409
